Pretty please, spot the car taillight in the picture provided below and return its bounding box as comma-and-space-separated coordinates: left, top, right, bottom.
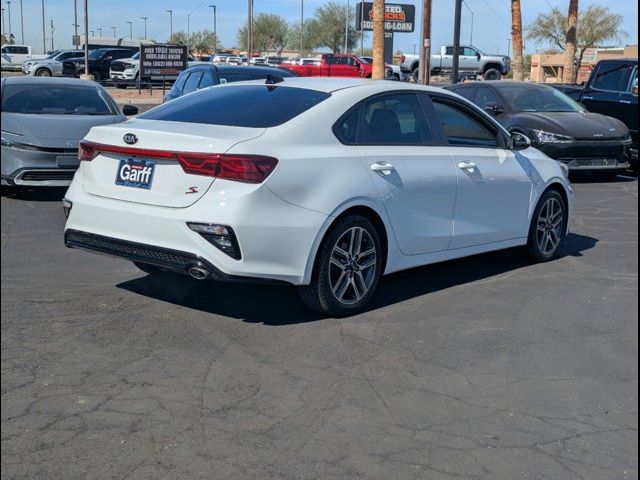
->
76, 141, 278, 184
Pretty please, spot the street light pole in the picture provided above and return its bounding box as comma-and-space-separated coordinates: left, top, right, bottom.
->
208, 5, 217, 54
97, 27, 102, 36
73, 0, 78, 48
300, 0, 304, 57
126, 21, 132, 39
452, 0, 462, 83
141, 17, 148, 41
19, 0, 23, 44
110, 26, 116, 38
41, 0, 45, 53
166, 10, 172, 41
83, 0, 89, 78
247, 0, 253, 61
50, 18, 53, 51
1, 8, 5, 37
6, 1, 11, 39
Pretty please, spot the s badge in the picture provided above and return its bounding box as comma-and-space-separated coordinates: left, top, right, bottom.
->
186, 186, 199, 194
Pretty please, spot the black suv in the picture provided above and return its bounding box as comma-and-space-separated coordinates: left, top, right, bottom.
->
62, 48, 138, 81
164, 64, 298, 102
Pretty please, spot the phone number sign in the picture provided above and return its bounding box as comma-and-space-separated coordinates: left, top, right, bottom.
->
356, 2, 416, 33
140, 45, 188, 78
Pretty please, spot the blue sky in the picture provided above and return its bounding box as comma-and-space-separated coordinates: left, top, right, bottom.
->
4, 0, 638, 54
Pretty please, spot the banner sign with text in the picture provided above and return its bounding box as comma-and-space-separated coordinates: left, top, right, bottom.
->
140, 45, 188, 78
356, 2, 416, 33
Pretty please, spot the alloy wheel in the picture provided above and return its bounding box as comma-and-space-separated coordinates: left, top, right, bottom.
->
536, 197, 564, 255
329, 227, 377, 305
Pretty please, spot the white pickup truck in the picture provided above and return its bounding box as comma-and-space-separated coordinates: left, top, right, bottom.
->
1, 44, 47, 70
401, 45, 511, 82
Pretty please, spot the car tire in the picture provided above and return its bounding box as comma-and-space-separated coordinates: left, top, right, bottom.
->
484, 68, 501, 81
116, 83, 128, 89
412, 68, 419, 83
597, 172, 619, 181
299, 215, 383, 317
91, 71, 101, 81
35, 67, 51, 77
526, 190, 567, 263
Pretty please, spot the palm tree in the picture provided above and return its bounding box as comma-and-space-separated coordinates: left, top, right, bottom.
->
511, 0, 525, 81
563, 0, 579, 83
372, 0, 385, 80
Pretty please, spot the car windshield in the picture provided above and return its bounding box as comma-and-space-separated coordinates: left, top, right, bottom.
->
140, 85, 331, 128
45, 50, 61, 59
88, 50, 105, 60
1, 84, 117, 115
500, 85, 585, 113
131, 52, 140, 60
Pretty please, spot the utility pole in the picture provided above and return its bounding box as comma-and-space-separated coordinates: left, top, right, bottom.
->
19, 0, 23, 44
41, 0, 45, 53
126, 21, 132, 39
97, 27, 102, 36
209, 5, 217, 54
372, 0, 385, 80
360, 0, 364, 55
1, 8, 5, 37
82, 0, 89, 79
247, 0, 253, 60
419, 0, 432, 85
50, 18, 53, 51
109, 26, 116, 38
141, 17, 148, 41
6, 1, 11, 40
73, 0, 78, 48
344, 0, 349, 53
300, 0, 304, 57
166, 9, 172, 40
452, 0, 462, 83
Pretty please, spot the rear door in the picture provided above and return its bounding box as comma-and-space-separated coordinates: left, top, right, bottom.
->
582, 61, 633, 118
429, 94, 532, 249
619, 65, 638, 145
354, 92, 458, 255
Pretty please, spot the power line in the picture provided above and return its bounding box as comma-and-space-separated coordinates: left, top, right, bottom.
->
475, 0, 510, 29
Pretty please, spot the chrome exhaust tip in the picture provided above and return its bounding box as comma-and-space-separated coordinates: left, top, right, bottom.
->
188, 265, 211, 280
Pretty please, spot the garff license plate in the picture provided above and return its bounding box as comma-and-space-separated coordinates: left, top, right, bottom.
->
115, 158, 156, 189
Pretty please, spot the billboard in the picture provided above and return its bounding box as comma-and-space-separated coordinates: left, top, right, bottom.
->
140, 44, 188, 78
356, 2, 416, 33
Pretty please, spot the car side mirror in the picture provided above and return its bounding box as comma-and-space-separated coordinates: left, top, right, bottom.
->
122, 104, 139, 116
510, 131, 531, 151
476, 52, 482, 60
484, 102, 504, 115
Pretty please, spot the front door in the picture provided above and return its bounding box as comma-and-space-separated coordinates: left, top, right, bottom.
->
353, 92, 458, 255
429, 95, 532, 249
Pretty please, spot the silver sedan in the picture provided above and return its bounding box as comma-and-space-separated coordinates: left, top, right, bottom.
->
1, 77, 138, 187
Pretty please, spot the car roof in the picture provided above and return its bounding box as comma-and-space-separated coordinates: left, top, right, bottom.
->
1, 76, 103, 87
219, 76, 452, 95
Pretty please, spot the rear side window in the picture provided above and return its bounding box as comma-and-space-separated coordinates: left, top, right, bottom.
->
199, 70, 216, 89
431, 99, 498, 148
474, 87, 501, 109
140, 85, 331, 128
451, 86, 475, 101
591, 63, 632, 92
182, 71, 203, 94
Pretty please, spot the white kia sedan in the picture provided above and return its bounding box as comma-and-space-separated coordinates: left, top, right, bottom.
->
63, 78, 573, 316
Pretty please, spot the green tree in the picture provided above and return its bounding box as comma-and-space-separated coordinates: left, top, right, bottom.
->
237, 13, 290, 54
287, 18, 322, 54
527, 5, 627, 80
312, 1, 358, 53
168, 30, 220, 55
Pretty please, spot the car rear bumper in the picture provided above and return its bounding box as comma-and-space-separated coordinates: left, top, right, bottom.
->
1, 146, 79, 186
63, 175, 329, 285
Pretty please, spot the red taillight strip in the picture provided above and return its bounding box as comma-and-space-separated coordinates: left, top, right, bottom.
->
78, 140, 278, 184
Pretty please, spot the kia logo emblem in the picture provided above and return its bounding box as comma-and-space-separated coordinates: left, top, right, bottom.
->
123, 133, 138, 145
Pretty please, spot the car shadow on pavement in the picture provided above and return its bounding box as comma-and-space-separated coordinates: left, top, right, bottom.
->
1, 186, 67, 202
117, 233, 598, 325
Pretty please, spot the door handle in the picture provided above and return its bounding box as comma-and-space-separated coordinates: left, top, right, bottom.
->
620, 100, 632, 104
370, 162, 395, 175
582, 96, 594, 100
458, 161, 477, 172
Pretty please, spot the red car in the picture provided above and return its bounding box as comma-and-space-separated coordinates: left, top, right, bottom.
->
283, 54, 392, 79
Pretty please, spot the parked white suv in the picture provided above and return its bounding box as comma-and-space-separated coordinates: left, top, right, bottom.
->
22, 49, 82, 77
109, 52, 140, 89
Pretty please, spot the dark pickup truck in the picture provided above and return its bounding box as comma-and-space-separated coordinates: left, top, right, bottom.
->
62, 47, 139, 82
553, 59, 638, 170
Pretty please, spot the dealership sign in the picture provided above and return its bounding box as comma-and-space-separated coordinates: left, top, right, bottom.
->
356, 2, 416, 33
140, 45, 188, 78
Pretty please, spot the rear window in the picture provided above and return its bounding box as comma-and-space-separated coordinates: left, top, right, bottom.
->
140, 85, 331, 128
1, 84, 118, 115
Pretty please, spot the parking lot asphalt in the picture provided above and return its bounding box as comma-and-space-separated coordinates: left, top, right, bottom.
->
1, 175, 638, 480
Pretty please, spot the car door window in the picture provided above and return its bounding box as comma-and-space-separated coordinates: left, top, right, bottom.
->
462, 47, 477, 56
591, 63, 632, 92
431, 98, 499, 148
198, 69, 215, 89
445, 47, 454, 55
628, 66, 638, 96
474, 87, 501, 110
182, 71, 203, 94
173, 72, 190, 92
359, 93, 434, 145
16, 47, 29, 54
